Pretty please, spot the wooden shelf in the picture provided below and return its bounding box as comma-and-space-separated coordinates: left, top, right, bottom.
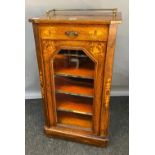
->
56, 94, 93, 116
57, 111, 92, 129
55, 67, 94, 79
55, 77, 94, 98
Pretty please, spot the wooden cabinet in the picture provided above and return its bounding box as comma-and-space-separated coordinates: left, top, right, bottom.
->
29, 9, 122, 147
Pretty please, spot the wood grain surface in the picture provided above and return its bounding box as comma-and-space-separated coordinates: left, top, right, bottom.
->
56, 94, 93, 115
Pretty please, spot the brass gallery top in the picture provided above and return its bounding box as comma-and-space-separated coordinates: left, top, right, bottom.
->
29, 9, 122, 24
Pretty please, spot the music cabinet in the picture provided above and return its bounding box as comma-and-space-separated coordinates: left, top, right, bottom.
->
29, 9, 122, 147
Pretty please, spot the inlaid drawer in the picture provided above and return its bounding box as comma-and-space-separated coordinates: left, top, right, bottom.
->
39, 25, 109, 41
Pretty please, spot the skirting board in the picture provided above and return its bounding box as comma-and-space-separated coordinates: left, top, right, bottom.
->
25, 87, 129, 99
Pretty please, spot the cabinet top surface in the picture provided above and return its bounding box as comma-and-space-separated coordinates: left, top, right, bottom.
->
29, 10, 122, 24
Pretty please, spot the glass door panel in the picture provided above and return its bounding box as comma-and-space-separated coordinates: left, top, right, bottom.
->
53, 49, 95, 131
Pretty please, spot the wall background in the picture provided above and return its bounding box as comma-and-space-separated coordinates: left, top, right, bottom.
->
25, 0, 129, 99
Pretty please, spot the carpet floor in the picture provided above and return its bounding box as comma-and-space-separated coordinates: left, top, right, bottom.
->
25, 97, 129, 155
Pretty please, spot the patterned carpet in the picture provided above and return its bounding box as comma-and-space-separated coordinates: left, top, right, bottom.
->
25, 97, 129, 155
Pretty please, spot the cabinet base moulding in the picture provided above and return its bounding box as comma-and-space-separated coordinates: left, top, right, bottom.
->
44, 126, 108, 147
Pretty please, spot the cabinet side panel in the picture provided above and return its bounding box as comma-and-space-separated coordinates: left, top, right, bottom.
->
100, 24, 118, 137
32, 23, 50, 127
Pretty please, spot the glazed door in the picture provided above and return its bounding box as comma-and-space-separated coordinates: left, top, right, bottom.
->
42, 40, 106, 135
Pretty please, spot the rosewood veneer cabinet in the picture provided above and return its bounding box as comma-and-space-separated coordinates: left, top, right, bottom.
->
29, 9, 122, 147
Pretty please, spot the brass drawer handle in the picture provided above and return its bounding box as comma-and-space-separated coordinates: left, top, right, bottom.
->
65, 31, 78, 37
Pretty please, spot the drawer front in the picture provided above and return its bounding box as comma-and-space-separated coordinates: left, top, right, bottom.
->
39, 25, 109, 41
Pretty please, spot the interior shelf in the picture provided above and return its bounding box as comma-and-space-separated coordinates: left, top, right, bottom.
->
55, 77, 94, 98
57, 111, 92, 129
55, 67, 94, 79
56, 94, 93, 116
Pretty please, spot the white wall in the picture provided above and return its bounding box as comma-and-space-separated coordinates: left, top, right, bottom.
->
25, 0, 129, 99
